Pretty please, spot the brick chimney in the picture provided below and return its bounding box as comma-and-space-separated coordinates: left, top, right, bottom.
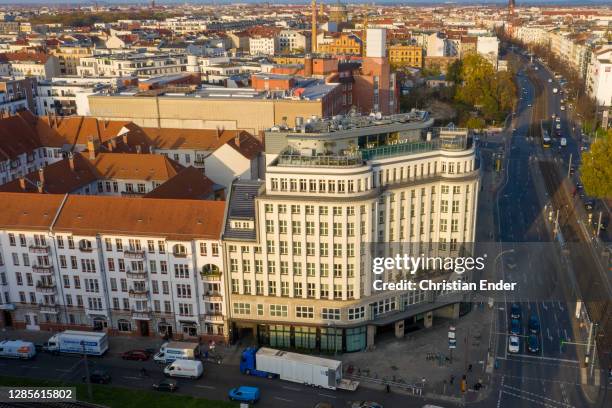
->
38, 167, 44, 184
18, 177, 26, 191
122, 133, 128, 145
68, 152, 75, 171
234, 135, 241, 148
87, 136, 98, 160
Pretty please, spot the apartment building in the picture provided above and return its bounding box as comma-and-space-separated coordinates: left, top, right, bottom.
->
2, 52, 60, 80
586, 46, 612, 107
223, 111, 479, 351
77, 52, 188, 78
0, 193, 228, 341
50, 45, 93, 76
388, 44, 424, 69
0, 77, 37, 116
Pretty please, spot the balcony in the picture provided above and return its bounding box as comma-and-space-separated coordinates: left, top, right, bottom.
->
173, 251, 187, 258
35, 282, 56, 294
78, 245, 93, 253
203, 312, 224, 323
39, 303, 59, 314
32, 264, 54, 274
202, 291, 223, 302
128, 288, 149, 299
193, 158, 206, 168
126, 270, 147, 280
131, 308, 151, 320
28, 244, 50, 254
200, 270, 221, 281
124, 249, 146, 259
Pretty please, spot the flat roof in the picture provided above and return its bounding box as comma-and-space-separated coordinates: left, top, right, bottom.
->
258, 347, 341, 369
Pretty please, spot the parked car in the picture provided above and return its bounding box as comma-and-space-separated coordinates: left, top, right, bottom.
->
152, 379, 178, 392
511, 303, 521, 319
528, 315, 540, 334
510, 319, 521, 335
508, 335, 520, 353
584, 200, 594, 211
228, 386, 260, 404
527, 335, 540, 353
121, 350, 149, 361
85, 369, 111, 384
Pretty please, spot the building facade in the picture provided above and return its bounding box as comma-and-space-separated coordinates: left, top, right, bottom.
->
223, 112, 480, 351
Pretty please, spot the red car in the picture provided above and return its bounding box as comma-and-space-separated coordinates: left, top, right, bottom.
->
121, 350, 150, 361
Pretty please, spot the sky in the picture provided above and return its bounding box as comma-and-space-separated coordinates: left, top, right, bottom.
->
0, 0, 610, 5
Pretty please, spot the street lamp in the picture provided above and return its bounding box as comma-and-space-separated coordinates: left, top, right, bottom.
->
81, 340, 93, 400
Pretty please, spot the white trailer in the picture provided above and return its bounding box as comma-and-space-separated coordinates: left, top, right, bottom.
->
253, 347, 358, 390
43, 330, 108, 356
0, 340, 36, 359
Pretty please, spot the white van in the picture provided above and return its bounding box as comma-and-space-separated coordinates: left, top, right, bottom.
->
560, 138, 567, 147
164, 359, 203, 379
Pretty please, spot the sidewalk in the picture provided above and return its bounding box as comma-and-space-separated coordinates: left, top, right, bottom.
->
0, 327, 243, 366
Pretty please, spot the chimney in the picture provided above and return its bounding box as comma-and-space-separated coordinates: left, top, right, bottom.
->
215, 126, 220, 141
311, 0, 318, 53
68, 152, 75, 171
87, 136, 98, 160
234, 135, 241, 148
304, 54, 313, 77
111, 138, 117, 150
38, 167, 44, 184
18, 177, 26, 191
107, 141, 113, 152
122, 133, 128, 145
136, 145, 142, 154
36, 181, 43, 193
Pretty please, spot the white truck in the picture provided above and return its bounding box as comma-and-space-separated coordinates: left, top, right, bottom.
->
43, 330, 108, 356
154, 342, 200, 364
0, 340, 36, 359
240, 347, 359, 391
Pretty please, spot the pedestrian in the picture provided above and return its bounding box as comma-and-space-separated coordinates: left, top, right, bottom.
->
204, 350, 209, 360
468, 363, 472, 372
386, 383, 390, 393
450, 375, 455, 385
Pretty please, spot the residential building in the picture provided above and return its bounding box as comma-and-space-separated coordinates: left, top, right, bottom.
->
388, 44, 424, 69
0, 193, 228, 341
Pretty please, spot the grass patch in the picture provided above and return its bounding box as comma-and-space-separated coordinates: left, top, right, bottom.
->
0, 375, 236, 408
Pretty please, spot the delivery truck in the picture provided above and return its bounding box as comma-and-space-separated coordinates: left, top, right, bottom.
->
240, 347, 359, 391
43, 330, 108, 356
0, 340, 36, 359
154, 342, 200, 364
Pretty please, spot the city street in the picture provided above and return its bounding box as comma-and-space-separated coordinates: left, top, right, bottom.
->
476, 51, 609, 408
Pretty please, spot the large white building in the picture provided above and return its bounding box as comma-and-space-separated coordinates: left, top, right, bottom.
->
587, 46, 612, 107
77, 52, 188, 78
0, 194, 228, 341
223, 111, 480, 351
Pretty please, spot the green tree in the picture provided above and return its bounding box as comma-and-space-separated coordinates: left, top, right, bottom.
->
581, 134, 612, 199
465, 117, 486, 131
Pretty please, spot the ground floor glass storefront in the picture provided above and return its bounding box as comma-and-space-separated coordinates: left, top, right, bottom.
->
255, 323, 366, 353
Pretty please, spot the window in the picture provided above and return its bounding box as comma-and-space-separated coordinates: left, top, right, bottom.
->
174, 264, 189, 279
105, 238, 112, 251
307, 283, 316, 298
320, 243, 328, 256
294, 282, 302, 297
441, 200, 448, 213
233, 303, 251, 315
296, 306, 314, 319
148, 240, 155, 253
270, 304, 288, 317
178, 303, 193, 316
176, 284, 192, 298
452, 200, 460, 213
322, 308, 341, 320
348, 306, 365, 320
199, 242, 207, 256
268, 281, 277, 296
292, 221, 301, 234
305, 205, 314, 215
118, 320, 131, 332
266, 220, 274, 233
265, 204, 273, 213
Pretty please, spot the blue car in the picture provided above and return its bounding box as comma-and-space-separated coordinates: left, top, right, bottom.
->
528, 315, 540, 334
510, 303, 521, 319
510, 319, 521, 335
527, 335, 540, 353
229, 386, 260, 404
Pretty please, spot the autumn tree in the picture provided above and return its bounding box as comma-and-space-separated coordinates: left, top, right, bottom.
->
581, 133, 612, 199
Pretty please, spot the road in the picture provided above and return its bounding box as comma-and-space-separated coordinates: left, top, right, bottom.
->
474, 52, 608, 408
0, 350, 439, 408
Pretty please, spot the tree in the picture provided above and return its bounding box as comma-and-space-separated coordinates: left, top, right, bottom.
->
465, 117, 486, 131
581, 134, 612, 199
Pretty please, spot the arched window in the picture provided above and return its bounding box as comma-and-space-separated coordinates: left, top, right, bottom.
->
202, 264, 220, 276
79, 239, 92, 251
173, 244, 187, 257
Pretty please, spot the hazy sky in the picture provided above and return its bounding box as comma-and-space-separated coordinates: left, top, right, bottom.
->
0, 0, 608, 5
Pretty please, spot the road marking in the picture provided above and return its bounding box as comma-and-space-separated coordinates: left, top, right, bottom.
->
541, 302, 548, 310
195, 385, 216, 389
318, 393, 337, 399
123, 376, 141, 380
508, 353, 579, 364
274, 397, 293, 402
547, 328, 552, 342
282, 386, 302, 391
501, 390, 558, 407
563, 329, 570, 342
558, 301, 564, 311
503, 384, 575, 407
